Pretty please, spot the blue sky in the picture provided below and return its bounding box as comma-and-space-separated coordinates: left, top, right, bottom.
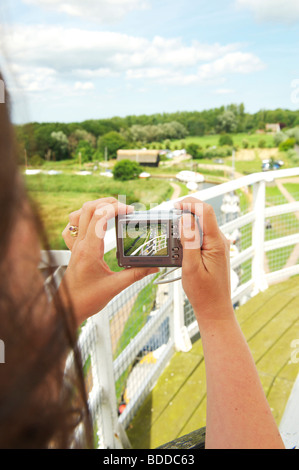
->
1, 0, 299, 124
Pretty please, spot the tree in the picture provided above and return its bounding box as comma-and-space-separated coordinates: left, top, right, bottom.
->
186, 116, 206, 136
33, 125, 54, 158
113, 160, 142, 181
75, 140, 94, 163
218, 134, 234, 146
128, 121, 188, 143
279, 138, 296, 152
258, 139, 266, 149
97, 132, 129, 159
164, 139, 171, 150
50, 131, 69, 160
273, 132, 287, 147
286, 126, 299, 144
216, 111, 238, 133
186, 143, 202, 159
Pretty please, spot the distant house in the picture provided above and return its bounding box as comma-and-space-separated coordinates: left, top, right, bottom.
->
116, 149, 160, 167
265, 123, 281, 133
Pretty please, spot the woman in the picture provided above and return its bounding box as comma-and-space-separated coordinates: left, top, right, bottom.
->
0, 71, 284, 449
0, 74, 157, 448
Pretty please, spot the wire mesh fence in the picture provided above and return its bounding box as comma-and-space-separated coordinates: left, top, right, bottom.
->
99, 271, 175, 431
265, 185, 299, 274
47, 170, 299, 448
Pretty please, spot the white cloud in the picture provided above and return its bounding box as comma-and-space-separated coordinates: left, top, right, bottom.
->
22, 0, 149, 23
5, 25, 265, 95
9, 26, 149, 72
75, 68, 120, 79
214, 88, 235, 95
198, 52, 266, 80
236, 0, 299, 24
9, 64, 57, 92
74, 81, 95, 91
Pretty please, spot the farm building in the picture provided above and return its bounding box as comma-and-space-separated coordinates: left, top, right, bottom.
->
265, 123, 281, 133
116, 149, 160, 167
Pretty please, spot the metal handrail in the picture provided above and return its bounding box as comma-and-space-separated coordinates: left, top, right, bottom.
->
43, 166, 299, 448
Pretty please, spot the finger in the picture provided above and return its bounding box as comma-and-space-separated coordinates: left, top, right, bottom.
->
85, 202, 133, 249
62, 223, 74, 250
61, 209, 81, 250
75, 198, 118, 242
69, 208, 82, 226
179, 214, 204, 273
63, 198, 120, 249
111, 267, 159, 295
175, 198, 221, 244
179, 213, 202, 249
68, 198, 118, 228
76, 201, 99, 241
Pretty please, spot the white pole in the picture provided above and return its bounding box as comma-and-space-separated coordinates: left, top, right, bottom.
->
232, 148, 235, 179
172, 272, 192, 352
92, 311, 131, 449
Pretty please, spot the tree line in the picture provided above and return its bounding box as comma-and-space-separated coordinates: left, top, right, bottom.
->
15, 103, 299, 163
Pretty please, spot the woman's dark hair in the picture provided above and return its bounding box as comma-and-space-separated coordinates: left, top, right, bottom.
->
0, 73, 93, 448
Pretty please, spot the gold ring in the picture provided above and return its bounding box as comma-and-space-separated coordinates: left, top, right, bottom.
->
69, 225, 79, 237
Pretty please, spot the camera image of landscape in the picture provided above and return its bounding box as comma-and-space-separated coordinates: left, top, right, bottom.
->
123, 222, 168, 257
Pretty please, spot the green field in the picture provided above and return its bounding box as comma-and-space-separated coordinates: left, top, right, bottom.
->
23, 134, 299, 261
25, 173, 173, 250
265, 181, 299, 272
123, 228, 147, 256
168, 132, 276, 150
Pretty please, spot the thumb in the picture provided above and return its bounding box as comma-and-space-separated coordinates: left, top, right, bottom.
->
113, 266, 159, 293
180, 214, 203, 270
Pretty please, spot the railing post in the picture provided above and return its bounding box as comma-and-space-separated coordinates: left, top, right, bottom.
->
92, 310, 131, 449
172, 271, 192, 352
251, 179, 268, 294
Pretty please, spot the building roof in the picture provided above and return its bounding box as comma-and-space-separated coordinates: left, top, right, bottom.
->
117, 149, 160, 163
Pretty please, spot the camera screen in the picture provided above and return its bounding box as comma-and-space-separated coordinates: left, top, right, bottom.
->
122, 222, 168, 257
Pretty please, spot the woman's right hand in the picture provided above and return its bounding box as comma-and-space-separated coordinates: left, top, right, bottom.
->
175, 197, 233, 325
60, 197, 158, 326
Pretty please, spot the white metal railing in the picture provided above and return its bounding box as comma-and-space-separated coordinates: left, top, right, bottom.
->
41, 166, 299, 449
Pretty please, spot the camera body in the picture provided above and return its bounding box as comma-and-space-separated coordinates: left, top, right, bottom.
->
116, 209, 184, 268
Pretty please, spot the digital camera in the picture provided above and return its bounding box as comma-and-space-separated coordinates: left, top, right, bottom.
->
116, 209, 199, 268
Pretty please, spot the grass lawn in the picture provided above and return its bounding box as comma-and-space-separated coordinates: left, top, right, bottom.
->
283, 183, 299, 200
265, 182, 299, 272
266, 184, 288, 205
127, 276, 299, 449
170, 132, 276, 149
114, 276, 159, 402
25, 173, 173, 251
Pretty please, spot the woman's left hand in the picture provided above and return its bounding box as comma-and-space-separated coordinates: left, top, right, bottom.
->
60, 197, 158, 326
